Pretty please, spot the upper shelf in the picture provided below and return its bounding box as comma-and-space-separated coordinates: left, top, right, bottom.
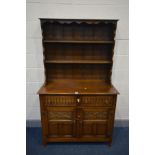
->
43, 40, 114, 44
45, 60, 112, 64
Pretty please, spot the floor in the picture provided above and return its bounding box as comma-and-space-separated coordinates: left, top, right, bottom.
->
26, 127, 129, 155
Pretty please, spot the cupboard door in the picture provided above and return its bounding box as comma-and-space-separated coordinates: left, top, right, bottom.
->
79, 107, 115, 138
46, 107, 76, 138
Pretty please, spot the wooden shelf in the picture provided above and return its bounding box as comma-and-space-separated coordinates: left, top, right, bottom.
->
43, 40, 114, 44
45, 60, 112, 64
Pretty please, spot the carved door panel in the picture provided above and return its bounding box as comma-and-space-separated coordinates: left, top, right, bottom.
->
79, 107, 115, 138
46, 107, 76, 138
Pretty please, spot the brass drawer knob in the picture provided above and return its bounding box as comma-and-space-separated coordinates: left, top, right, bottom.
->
75, 91, 79, 94
77, 98, 80, 103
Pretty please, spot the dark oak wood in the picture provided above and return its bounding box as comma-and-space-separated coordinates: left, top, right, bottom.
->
38, 19, 119, 146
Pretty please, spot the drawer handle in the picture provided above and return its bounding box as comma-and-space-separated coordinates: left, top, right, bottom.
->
77, 98, 80, 103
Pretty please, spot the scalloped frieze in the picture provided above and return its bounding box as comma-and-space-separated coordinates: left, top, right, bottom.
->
41, 19, 118, 26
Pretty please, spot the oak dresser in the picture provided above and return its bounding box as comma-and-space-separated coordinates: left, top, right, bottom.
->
38, 19, 119, 146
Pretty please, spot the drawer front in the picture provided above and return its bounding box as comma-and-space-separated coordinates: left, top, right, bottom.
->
41, 95, 76, 106
80, 95, 115, 107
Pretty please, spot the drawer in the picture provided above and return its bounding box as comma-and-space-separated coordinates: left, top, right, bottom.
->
79, 95, 115, 107
40, 95, 76, 106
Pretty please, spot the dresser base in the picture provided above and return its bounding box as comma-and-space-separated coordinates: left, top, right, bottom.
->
43, 136, 112, 146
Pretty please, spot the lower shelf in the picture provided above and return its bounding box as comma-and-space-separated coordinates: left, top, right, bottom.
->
46, 136, 111, 142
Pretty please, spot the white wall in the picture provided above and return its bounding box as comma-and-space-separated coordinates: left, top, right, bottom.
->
26, 0, 129, 120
